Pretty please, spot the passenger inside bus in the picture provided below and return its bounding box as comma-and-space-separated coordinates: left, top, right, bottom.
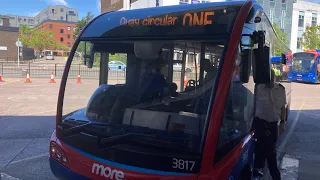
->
137, 61, 167, 102
109, 59, 167, 124
202, 58, 218, 83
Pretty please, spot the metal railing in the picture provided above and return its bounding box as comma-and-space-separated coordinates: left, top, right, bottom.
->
0, 57, 36, 64
0, 62, 198, 80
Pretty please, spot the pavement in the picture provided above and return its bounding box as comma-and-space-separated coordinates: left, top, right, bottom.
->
0, 77, 320, 180
0, 78, 59, 180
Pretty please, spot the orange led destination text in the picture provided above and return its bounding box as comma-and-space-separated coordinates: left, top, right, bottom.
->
119, 11, 214, 26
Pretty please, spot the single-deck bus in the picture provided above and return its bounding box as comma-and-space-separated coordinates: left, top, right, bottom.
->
290, 49, 320, 83
270, 55, 292, 82
49, 1, 291, 179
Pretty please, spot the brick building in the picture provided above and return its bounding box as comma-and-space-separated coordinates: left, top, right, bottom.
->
0, 16, 19, 61
37, 20, 77, 49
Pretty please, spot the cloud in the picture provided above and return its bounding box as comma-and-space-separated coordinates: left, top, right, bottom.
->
47, 0, 68, 6
97, 0, 101, 13
28, 11, 40, 17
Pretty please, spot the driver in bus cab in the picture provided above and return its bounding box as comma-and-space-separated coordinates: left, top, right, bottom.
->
253, 69, 286, 180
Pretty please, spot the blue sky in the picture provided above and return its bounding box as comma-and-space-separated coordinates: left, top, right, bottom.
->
1, 0, 320, 20
0, 0, 101, 19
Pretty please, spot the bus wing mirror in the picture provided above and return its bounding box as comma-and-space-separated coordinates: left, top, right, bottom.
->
87, 44, 95, 68
253, 46, 270, 84
240, 49, 251, 83
281, 54, 286, 64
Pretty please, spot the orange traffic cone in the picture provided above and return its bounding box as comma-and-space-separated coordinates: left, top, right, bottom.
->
25, 72, 31, 83
49, 72, 56, 83
0, 74, 4, 82
76, 72, 81, 84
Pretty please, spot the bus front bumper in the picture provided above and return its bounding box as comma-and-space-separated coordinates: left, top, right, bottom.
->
49, 157, 90, 180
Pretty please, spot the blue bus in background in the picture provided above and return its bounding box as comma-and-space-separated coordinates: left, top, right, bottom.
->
271, 56, 291, 82
290, 50, 320, 83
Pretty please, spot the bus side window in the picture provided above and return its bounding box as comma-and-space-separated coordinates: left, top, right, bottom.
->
214, 45, 255, 163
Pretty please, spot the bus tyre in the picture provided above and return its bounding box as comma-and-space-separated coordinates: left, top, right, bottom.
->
239, 164, 252, 180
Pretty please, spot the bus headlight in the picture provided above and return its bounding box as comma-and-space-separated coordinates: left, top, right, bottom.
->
56, 151, 62, 159
51, 146, 56, 154
62, 156, 68, 163
50, 141, 68, 164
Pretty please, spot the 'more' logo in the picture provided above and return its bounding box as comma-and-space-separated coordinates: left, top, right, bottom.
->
92, 163, 124, 180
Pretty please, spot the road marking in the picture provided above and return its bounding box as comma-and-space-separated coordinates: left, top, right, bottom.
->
0, 173, 21, 180
280, 155, 299, 180
277, 103, 304, 166
8, 153, 49, 166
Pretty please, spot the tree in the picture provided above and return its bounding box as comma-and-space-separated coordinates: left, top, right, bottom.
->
301, 26, 320, 50
273, 23, 289, 45
57, 44, 71, 51
74, 12, 94, 41
19, 24, 34, 47
73, 12, 95, 61
19, 24, 56, 54
29, 28, 56, 54
273, 23, 289, 55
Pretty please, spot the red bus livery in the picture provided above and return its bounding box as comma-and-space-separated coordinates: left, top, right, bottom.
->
49, 0, 291, 179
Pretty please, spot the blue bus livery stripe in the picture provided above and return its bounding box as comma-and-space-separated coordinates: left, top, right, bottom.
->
65, 144, 192, 176
270, 56, 281, 63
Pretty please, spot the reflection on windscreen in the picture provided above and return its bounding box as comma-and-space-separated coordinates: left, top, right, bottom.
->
293, 59, 314, 73
63, 40, 225, 153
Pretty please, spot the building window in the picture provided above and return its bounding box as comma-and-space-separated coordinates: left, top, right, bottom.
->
281, 10, 286, 29
49, 24, 53, 29
67, 26, 70, 30
60, 37, 64, 42
179, 0, 188, 4
60, 8, 64, 12
281, 3, 286, 10
270, 0, 275, 8
269, 9, 275, 23
67, 42, 70, 47
67, 34, 70, 38
52, 9, 55, 13
69, 11, 75, 15
60, 29, 64, 33
298, 11, 304, 28
312, 13, 317, 26
297, 37, 302, 49
73, 27, 76, 31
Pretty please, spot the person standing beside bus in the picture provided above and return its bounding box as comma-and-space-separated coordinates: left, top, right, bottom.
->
253, 69, 287, 180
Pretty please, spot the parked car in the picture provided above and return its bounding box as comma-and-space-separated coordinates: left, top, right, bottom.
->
108, 61, 126, 71
173, 63, 192, 72
46, 55, 54, 60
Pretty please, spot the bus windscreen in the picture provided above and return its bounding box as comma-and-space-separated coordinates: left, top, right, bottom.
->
293, 53, 315, 73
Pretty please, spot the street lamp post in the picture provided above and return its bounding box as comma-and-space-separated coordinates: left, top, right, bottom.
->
15, 38, 22, 67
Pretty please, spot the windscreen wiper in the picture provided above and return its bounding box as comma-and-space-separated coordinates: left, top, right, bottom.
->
99, 132, 200, 153
61, 119, 111, 137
